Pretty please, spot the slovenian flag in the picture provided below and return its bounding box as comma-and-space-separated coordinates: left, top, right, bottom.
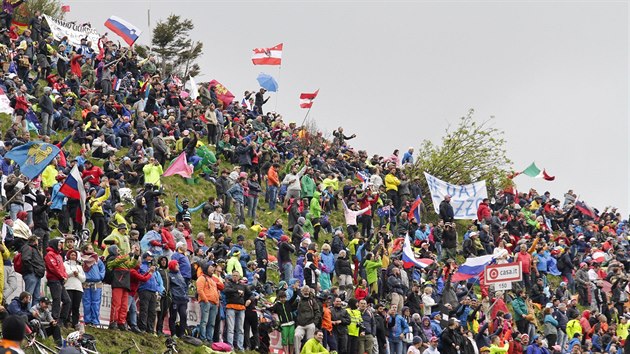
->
451, 254, 495, 282
401, 236, 434, 269
59, 165, 87, 228
408, 195, 422, 222
104, 16, 142, 46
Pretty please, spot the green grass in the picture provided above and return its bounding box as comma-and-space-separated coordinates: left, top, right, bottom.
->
33, 326, 263, 354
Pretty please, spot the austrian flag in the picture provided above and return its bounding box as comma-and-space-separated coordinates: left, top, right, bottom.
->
252, 43, 283, 65
299, 90, 319, 109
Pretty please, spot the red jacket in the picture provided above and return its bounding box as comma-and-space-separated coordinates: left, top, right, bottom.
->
161, 227, 176, 251
354, 286, 368, 301
82, 166, 104, 186
14, 95, 29, 112
129, 267, 153, 296
45, 247, 68, 282
477, 202, 492, 222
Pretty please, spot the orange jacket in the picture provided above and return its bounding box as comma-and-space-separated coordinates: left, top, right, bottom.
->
267, 167, 279, 187
321, 304, 333, 331
197, 274, 220, 305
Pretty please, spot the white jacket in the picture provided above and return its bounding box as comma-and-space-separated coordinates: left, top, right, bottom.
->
64, 260, 86, 292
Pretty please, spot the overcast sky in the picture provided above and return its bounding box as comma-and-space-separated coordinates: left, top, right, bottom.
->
67, 0, 628, 215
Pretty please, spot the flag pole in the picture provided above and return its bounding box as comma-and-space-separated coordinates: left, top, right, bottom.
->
274, 65, 281, 111
300, 106, 312, 128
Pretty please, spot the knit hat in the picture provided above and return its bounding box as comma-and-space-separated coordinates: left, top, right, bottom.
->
16, 211, 27, 220
280, 235, 290, 242
412, 336, 422, 345
298, 217, 305, 225
2, 315, 26, 342
168, 260, 179, 272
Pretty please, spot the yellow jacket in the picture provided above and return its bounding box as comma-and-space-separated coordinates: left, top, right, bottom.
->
617, 322, 629, 341
102, 229, 130, 257
0, 243, 10, 304
41, 165, 58, 190
89, 187, 110, 215
143, 163, 163, 187
321, 178, 339, 191
384, 173, 400, 191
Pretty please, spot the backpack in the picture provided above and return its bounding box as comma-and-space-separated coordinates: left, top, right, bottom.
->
13, 252, 22, 274
211, 342, 232, 352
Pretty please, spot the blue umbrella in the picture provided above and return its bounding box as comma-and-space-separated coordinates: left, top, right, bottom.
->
256, 73, 278, 92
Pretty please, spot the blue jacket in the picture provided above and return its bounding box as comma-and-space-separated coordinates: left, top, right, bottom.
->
138, 261, 165, 294
320, 251, 335, 274
50, 183, 66, 211
168, 270, 189, 304
84, 258, 106, 283
171, 252, 192, 280
226, 183, 244, 204
267, 225, 284, 241
388, 314, 410, 339
8, 297, 30, 318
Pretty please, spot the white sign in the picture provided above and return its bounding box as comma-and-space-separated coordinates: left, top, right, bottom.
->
484, 262, 522, 284
43, 15, 101, 52
493, 282, 512, 291
423, 172, 488, 220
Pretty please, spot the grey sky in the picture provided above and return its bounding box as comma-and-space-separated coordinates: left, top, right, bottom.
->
67, 0, 628, 214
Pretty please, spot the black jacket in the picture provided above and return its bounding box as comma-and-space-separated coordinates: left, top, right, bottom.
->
331, 305, 351, 335
441, 327, 463, 354
126, 197, 147, 230
439, 200, 454, 223
33, 193, 50, 231
224, 280, 249, 306
21, 242, 45, 278
296, 296, 321, 327
254, 237, 268, 263
335, 256, 352, 276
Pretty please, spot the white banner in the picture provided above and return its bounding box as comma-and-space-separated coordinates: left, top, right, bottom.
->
424, 172, 488, 220
0, 90, 13, 115
43, 15, 101, 52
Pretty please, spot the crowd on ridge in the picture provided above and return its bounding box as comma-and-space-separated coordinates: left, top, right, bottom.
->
0, 4, 626, 354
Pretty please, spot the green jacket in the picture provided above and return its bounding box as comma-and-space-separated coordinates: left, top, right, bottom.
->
310, 191, 322, 218
512, 296, 527, 321
300, 338, 329, 354
364, 259, 382, 285
301, 174, 316, 198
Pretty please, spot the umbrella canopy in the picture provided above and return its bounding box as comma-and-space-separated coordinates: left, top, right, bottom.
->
256, 73, 278, 92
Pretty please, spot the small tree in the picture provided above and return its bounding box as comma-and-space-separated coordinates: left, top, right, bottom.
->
137, 14, 203, 78
411, 109, 512, 211
14, 0, 65, 22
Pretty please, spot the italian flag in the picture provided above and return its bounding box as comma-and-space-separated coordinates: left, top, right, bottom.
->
520, 162, 555, 181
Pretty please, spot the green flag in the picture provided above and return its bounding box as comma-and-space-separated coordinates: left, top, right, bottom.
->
522, 162, 541, 177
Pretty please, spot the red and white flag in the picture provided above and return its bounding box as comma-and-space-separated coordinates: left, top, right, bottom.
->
252, 43, 283, 65
163, 152, 193, 179
299, 90, 319, 109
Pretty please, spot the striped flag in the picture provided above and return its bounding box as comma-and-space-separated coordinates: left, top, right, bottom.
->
451, 254, 495, 282
104, 16, 142, 46
401, 236, 434, 269
300, 89, 319, 109
408, 195, 422, 222
252, 43, 283, 65
60, 165, 87, 228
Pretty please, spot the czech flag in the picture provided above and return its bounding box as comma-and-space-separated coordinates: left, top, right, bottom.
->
59, 165, 87, 228
401, 236, 434, 269
104, 16, 142, 46
451, 254, 495, 282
